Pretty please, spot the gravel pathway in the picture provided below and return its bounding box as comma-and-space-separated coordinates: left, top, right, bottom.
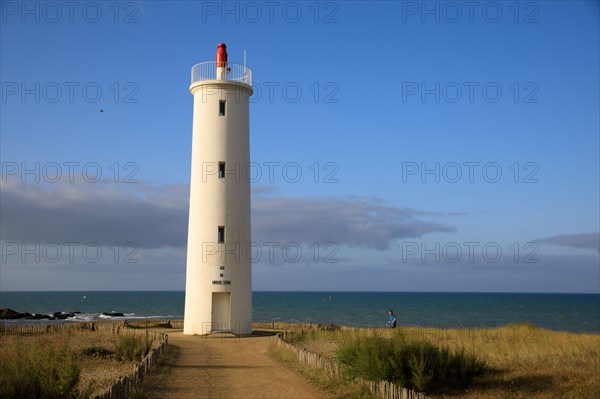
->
142, 330, 329, 399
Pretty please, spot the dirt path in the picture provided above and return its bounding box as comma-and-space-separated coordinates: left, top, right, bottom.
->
141, 329, 329, 399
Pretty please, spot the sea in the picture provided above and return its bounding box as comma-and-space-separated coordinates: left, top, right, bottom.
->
1, 291, 599, 334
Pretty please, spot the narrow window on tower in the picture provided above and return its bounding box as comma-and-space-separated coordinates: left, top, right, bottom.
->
218, 226, 225, 243
219, 100, 226, 116
218, 162, 225, 179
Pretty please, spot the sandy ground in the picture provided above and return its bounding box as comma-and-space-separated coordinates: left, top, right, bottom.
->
141, 329, 330, 399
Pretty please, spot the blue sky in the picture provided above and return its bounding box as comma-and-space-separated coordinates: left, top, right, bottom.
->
1, 1, 598, 292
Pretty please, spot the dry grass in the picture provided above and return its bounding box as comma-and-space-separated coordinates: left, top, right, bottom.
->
269, 345, 377, 399
0, 327, 154, 398
284, 323, 600, 399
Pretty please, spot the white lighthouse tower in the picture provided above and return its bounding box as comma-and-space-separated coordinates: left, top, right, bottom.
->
184, 43, 253, 335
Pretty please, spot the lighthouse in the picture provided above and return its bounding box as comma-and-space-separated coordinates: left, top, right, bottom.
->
183, 43, 253, 335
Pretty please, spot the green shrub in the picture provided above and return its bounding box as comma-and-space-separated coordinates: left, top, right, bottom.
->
334, 331, 485, 393
0, 341, 81, 399
408, 348, 433, 392
115, 333, 153, 362
79, 346, 115, 359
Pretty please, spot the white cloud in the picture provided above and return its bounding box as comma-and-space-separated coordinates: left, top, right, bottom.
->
538, 232, 600, 253
1, 181, 455, 250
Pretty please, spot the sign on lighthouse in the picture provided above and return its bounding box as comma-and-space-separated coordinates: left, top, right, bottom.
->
184, 43, 253, 335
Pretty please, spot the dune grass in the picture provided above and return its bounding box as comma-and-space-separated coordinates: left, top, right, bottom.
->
0, 339, 81, 399
269, 345, 378, 399
282, 323, 600, 398
335, 331, 485, 392
115, 333, 154, 361
0, 327, 156, 398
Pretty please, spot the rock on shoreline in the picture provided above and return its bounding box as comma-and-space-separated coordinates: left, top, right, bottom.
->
102, 312, 125, 317
0, 307, 81, 320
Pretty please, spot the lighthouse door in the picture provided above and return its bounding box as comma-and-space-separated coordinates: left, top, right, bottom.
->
211, 292, 231, 331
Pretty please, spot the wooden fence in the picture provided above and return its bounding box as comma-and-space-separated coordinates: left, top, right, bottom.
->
275, 333, 428, 399
1, 320, 169, 399
0, 320, 126, 335
94, 331, 168, 399
0, 318, 184, 335
253, 321, 342, 332
2, 320, 427, 398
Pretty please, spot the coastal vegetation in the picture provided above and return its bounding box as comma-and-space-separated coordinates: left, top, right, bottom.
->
1, 320, 598, 398
115, 333, 154, 362
0, 324, 156, 398
334, 332, 485, 392
0, 339, 81, 399
275, 322, 600, 398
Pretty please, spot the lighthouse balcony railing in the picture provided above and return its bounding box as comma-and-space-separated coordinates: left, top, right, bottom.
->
191, 61, 252, 86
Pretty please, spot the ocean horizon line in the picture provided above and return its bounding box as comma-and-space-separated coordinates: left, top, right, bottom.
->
2, 291, 598, 333
1, 290, 599, 295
